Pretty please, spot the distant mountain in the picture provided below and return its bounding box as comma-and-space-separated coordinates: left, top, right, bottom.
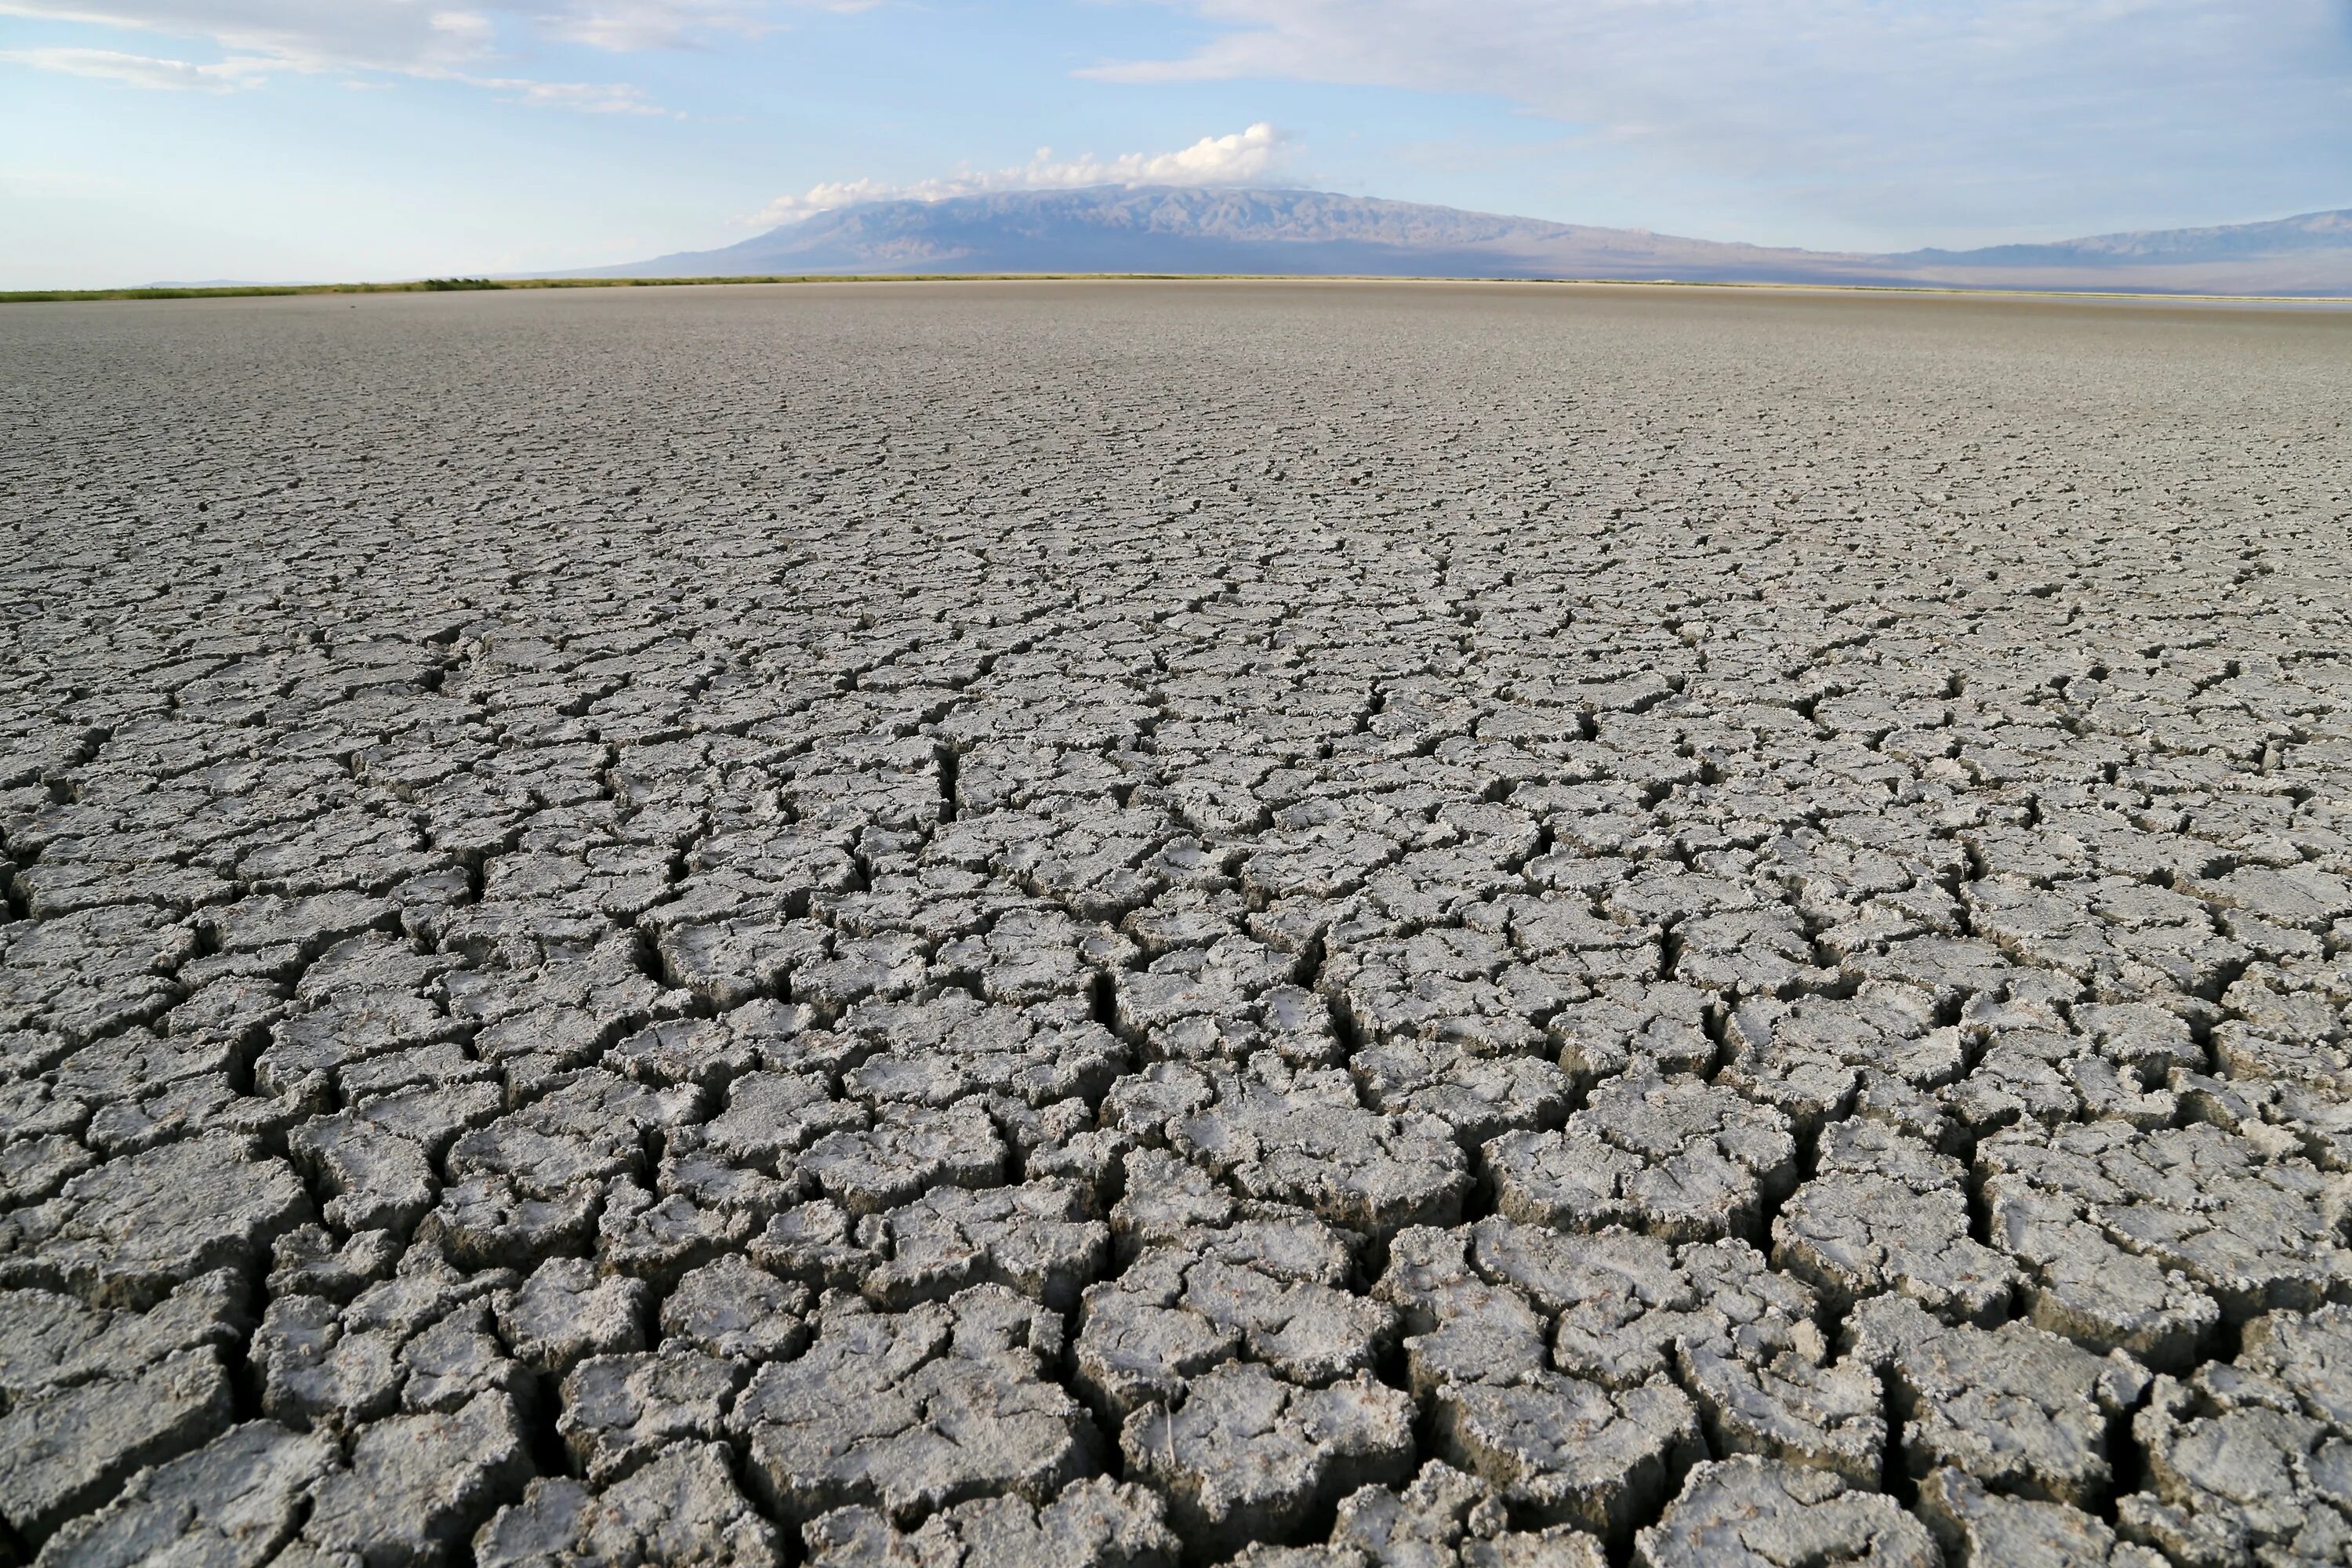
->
583, 187, 1881, 285
575, 187, 2352, 296
1889, 209, 2352, 294
1899, 209, 2352, 266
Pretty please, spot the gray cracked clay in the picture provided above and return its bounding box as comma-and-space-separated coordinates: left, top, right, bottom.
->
4, 282, 2351, 1563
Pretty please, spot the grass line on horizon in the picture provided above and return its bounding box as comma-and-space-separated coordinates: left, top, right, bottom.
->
3, 274, 2349, 307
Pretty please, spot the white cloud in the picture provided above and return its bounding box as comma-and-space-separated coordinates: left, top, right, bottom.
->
1083, 0, 2352, 241
470, 71, 666, 113
0, 2, 498, 74
0, 0, 861, 64
0, 42, 278, 89
0, 0, 858, 109
747, 122, 1290, 227
539, 0, 877, 52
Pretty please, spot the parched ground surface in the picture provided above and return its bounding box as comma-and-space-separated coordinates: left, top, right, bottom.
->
2, 280, 2351, 1567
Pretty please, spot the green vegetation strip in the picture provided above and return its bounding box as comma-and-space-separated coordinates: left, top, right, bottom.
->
5, 274, 2347, 305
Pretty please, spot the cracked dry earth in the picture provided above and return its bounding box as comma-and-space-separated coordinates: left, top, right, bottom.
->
2, 281, 2350, 1568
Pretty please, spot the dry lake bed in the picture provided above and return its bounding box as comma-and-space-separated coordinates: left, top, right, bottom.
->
4, 281, 2352, 1566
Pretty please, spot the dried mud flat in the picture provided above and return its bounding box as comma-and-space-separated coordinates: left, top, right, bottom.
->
2, 280, 2350, 1567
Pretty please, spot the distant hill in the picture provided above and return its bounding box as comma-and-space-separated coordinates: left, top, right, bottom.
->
575, 187, 2352, 296
1889, 209, 2352, 294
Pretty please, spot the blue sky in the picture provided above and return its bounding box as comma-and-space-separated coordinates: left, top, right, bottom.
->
3, 1, 2348, 287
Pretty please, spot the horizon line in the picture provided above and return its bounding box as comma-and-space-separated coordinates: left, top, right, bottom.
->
8, 274, 2351, 309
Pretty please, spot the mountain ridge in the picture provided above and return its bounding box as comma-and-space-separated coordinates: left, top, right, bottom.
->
574, 186, 2352, 296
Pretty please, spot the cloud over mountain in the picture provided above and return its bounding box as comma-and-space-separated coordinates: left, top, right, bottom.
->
746, 124, 1292, 227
